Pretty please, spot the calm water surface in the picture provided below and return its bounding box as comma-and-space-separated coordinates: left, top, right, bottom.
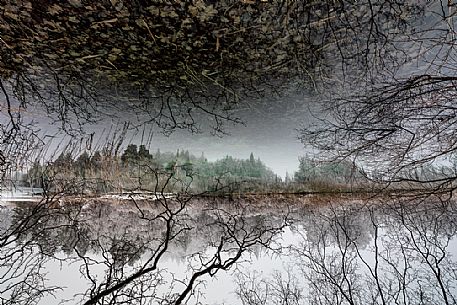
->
1, 195, 457, 305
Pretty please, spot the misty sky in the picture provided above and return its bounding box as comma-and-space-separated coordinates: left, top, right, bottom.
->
14, 85, 316, 179
124, 92, 315, 178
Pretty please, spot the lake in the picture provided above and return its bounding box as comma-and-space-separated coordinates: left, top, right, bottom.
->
1, 194, 457, 305
0, 186, 44, 203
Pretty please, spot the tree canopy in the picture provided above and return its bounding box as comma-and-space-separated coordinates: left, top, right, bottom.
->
0, 0, 425, 137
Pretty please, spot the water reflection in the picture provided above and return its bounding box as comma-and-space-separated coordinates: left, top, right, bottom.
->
287, 197, 457, 305
2, 195, 457, 305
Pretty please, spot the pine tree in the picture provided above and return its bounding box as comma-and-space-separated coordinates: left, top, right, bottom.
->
184, 150, 190, 162
285, 172, 292, 184
75, 152, 91, 176
121, 144, 138, 163
249, 152, 255, 164
54, 152, 73, 169
138, 145, 151, 159
91, 151, 102, 170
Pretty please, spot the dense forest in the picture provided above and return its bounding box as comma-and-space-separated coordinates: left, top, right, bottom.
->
23, 145, 281, 194
21, 145, 369, 194
21, 145, 455, 195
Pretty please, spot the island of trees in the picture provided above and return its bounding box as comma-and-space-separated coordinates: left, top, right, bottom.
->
23, 145, 280, 195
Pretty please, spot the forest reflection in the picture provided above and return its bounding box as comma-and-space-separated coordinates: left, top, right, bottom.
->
2, 195, 457, 305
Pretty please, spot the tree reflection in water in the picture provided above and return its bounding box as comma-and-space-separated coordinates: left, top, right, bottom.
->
0, 191, 290, 305
238, 196, 457, 305
2, 195, 457, 304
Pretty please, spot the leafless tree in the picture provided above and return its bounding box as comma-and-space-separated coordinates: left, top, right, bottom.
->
235, 268, 304, 305
285, 196, 457, 305
300, 1, 457, 191
2, 1, 456, 304
1, 162, 290, 305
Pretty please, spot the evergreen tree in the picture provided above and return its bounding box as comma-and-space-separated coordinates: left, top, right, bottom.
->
91, 151, 102, 170
182, 160, 193, 176
165, 160, 177, 172
184, 150, 190, 162
285, 172, 292, 184
249, 152, 255, 164
76, 152, 91, 168
138, 145, 152, 159
54, 152, 73, 169
294, 157, 311, 182
75, 152, 91, 176
121, 144, 138, 163
199, 152, 206, 162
